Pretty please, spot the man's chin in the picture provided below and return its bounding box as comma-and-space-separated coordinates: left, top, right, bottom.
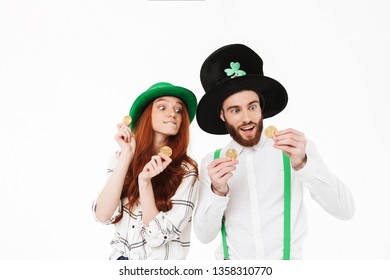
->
233, 131, 259, 147
225, 119, 263, 147
239, 137, 261, 147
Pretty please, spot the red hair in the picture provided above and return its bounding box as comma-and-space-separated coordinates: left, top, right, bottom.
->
114, 101, 198, 223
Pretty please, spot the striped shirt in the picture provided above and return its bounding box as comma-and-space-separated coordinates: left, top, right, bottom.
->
92, 153, 198, 260
193, 133, 355, 259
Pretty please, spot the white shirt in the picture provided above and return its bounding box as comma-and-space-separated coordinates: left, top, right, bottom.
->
193, 133, 355, 259
92, 153, 198, 260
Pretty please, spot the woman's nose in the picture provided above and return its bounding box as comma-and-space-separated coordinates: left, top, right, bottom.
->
167, 107, 176, 117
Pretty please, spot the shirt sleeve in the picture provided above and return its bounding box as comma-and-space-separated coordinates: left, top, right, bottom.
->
140, 167, 198, 247
193, 153, 230, 244
91, 152, 123, 225
296, 140, 355, 220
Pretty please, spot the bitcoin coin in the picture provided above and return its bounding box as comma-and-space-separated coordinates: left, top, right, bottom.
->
123, 115, 132, 126
226, 148, 238, 160
160, 146, 173, 157
265, 125, 278, 139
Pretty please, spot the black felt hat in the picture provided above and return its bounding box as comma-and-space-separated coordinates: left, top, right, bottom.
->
196, 44, 288, 134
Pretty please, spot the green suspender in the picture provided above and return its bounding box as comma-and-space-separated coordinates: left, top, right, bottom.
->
282, 151, 291, 260
213, 149, 291, 260
213, 149, 230, 259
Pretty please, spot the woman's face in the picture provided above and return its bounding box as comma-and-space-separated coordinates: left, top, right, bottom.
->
151, 96, 184, 138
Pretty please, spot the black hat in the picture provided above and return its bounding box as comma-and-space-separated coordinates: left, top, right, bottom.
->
196, 44, 288, 134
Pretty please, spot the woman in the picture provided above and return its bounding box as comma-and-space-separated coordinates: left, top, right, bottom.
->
92, 82, 199, 260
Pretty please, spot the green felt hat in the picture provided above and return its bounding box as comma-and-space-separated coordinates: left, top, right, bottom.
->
129, 82, 197, 130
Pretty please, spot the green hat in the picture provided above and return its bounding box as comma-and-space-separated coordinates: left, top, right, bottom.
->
129, 82, 197, 130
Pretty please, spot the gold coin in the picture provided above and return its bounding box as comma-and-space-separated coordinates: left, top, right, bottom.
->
226, 148, 238, 160
160, 146, 173, 157
123, 115, 132, 126
265, 125, 278, 139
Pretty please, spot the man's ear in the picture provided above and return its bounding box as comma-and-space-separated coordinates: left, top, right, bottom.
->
220, 109, 225, 122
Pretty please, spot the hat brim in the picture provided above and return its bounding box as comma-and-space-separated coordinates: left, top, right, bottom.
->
196, 75, 288, 134
130, 85, 197, 130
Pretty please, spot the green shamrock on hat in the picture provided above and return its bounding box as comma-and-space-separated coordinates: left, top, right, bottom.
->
224, 62, 247, 78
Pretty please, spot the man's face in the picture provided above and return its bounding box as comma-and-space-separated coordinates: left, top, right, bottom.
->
220, 90, 263, 147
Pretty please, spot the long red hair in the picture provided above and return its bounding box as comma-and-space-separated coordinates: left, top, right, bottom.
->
114, 100, 198, 223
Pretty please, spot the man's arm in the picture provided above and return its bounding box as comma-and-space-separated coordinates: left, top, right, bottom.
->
297, 140, 355, 220
193, 153, 233, 243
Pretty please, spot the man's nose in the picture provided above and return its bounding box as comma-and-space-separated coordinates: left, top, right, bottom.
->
241, 109, 251, 122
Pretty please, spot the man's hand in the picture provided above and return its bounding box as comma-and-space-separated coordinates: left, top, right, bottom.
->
207, 157, 238, 196
273, 128, 307, 170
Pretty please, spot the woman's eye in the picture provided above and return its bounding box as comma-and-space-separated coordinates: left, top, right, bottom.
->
175, 108, 182, 114
158, 106, 166, 111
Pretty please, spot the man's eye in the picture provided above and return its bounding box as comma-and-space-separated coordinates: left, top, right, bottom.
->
249, 105, 257, 110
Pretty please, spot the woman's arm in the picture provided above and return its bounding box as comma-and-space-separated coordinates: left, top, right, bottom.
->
141, 167, 198, 247
138, 153, 172, 225
94, 123, 136, 223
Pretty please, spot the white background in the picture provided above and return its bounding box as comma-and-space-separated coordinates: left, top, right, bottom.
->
0, 0, 389, 260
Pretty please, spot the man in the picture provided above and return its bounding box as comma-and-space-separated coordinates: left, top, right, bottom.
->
193, 44, 355, 260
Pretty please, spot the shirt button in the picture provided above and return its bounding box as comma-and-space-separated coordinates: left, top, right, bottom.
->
164, 236, 167, 239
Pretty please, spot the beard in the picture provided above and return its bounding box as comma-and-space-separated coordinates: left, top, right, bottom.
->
225, 118, 263, 147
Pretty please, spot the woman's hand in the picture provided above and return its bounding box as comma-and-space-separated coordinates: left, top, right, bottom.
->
138, 153, 172, 183
114, 123, 136, 159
